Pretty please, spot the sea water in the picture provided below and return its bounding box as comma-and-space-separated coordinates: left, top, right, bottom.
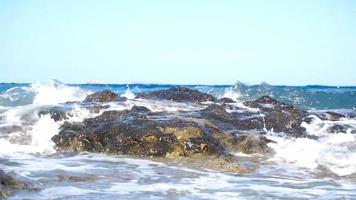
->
0, 80, 355, 199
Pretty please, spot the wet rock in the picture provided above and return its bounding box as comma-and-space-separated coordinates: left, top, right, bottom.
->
0, 169, 26, 198
53, 110, 225, 158
55, 174, 99, 182
198, 104, 265, 131
244, 96, 306, 136
227, 134, 274, 154
38, 107, 68, 121
312, 111, 346, 121
326, 124, 353, 133
131, 106, 150, 113
83, 104, 110, 114
136, 87, 216, 103
83, 90, 118, 103
217, 97, 236, 104
201, 104, 233, 122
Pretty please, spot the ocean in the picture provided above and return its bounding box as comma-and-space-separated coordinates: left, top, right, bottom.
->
0, 80, 355, 199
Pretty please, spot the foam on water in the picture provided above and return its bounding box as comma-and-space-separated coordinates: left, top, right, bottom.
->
120, 85, 136, 100
31, 80, 91, 105
219, 84, 241, 102
0, 80, 92, 107
0, 81, 356, 199
267, 117, 356, 176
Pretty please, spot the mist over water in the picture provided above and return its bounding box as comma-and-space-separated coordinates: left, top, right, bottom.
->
0, 80, 356, 199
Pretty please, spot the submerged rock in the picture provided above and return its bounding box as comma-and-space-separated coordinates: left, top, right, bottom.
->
326, 124, 353, 133
136, 87, 216, 103
231, 134, 275, 154
83, 90, 118, 103
0, 169, 26, 198
38, 107, 68, 121
312, 111, 346, 121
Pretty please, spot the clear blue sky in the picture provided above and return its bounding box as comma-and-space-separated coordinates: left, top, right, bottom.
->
0, 0, 355, 85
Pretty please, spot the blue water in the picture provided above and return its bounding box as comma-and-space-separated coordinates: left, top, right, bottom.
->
0, 80, 356, 199
1, 81, 355, 110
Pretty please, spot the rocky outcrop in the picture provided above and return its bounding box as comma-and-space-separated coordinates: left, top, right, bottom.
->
83, 90, 118, 103
136, 87, 216, 103
52, 88, 314, 173
244, 96, 307, 136
53, 108, 226, 158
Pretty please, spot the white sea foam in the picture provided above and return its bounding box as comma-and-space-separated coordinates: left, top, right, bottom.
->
0, 115, 59, 155
31, 80, 91, 105
219, 85, 241, 102
121, 85, 136, 99
267, 117, 356, 176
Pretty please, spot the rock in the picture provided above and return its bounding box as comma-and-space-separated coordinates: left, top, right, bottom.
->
83, 90, 118, 103
136, 87, 216, 103
53, 110, 226, 158
326, 124, 353, 133
217, 97, 236, 104
231, 134, 275, 154
0, 169, 25, 198
311, 111, 346, 121
131, 106, 150, 113
55, 174, 99, 182
243, 96, 306, 136
38, 106, 68, 121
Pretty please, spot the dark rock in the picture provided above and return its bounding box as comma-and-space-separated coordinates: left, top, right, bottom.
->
131, 106, 150, 113
311, 111, 346, 121
326, 124, 352, 133
83, 104, 110, 114
243, 96, 306, 137
83, 90, 118, 103
0, 169, 26, 198
55, 174, 99, 182
38, 107, 68, 121
136, 87, 216, 103
217, 97, 236, 104
53, 110, 226, 158
232, 134, 275, 154
201, 104, 233, 122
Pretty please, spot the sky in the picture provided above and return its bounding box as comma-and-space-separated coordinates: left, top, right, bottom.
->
0, 0, 355, 86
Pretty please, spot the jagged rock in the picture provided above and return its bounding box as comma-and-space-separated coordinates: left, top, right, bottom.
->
136, 87, 216, 103
244, 96, 307, 136
83, 90, 118, 103
326, 124, 353, 133
53, 110, 225, 158
232, 134, 275, 154
38, 107, 68, 121
198, 104, 264, 131
311, 111, 346, 121
217, 97, 236, 104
